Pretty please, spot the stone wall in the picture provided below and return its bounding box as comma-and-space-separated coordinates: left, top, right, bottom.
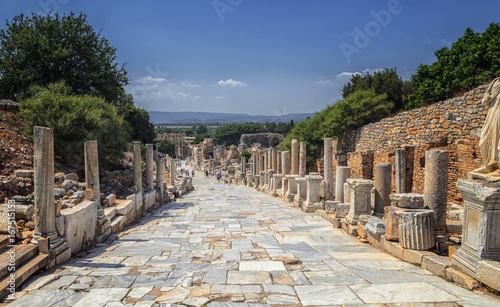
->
331, 84, 488, 204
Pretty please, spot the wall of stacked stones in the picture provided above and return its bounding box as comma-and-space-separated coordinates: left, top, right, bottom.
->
331, 84, 488, 204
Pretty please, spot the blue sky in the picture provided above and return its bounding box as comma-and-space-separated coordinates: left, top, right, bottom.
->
1, 1, 500, 115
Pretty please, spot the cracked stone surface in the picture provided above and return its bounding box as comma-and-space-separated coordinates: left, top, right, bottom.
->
7, 167, 500, 306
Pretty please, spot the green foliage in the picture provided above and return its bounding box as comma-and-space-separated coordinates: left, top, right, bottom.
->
20, 82, 128, 168
156, 139, 176, 158
214, 123, 265, 147
342, 68, 405, 112
196, 124, 208, 135
118, 95, 155, 144
192, 134, 206, 144
0, 12, 128, 103
282, 90, 392, 165
239, 150, 252, 162
409, 23, 500, 108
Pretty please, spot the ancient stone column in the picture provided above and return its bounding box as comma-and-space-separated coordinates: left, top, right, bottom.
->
156, 158, 165, 202
299, 142, 307, 177
264, 151, 269, 171
277, 151, 282, 174
133, 141, 142, 193
346, 178, 374, 225
335, 166, 351, 203
282, 151, 290, 176
254, 153, 259, 174
33, 127, 60, 247
146, 144, 154, 191
423, 150, 448, 231
324, 138, 334, 201
291, 139, 299, 175
397, 209, 435, 250
271, 149, 277, 172
242, 156, 247, 175
84, 140, 104, 219
374, 162, 392, 213
169, 157, 176, 186
395, 148, 406, 193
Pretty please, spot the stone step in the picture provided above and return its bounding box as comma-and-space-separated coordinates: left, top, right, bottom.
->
0, 252, 51, 300
114, 199, 134, 216
111, 216, 126, 233
0, 244, 39, 279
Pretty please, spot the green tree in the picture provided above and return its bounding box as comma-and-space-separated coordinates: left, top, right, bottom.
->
118, 94, 155, 144
20, 82, 128, 168
0, 12, 128, 103
156, 139, 176, 158
214, 123, 265, 147
408, 23, 500, 108
192, 134, 206, 144
239, 150, 252, 162
196, 124, 208, 135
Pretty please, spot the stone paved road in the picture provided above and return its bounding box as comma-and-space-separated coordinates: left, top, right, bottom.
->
7, 175, 500, 306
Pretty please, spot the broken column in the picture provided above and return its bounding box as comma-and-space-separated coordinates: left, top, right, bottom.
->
133, 141, 142, 193
335, 166, 351, 203
242, 156, 247, 175
156, 158, 165, 202
271, 149, 277, 172
84, 140, 104, 219
299, 142, 307, 178
146, 144, 154, 191
153, 143, 159, 162
277, 151, 282, 174
282, 151, 290, 176
423, 150, 448, 231
395, 148, 406, 193
345, 178, 374, 225
398, 209, 435, 250
169, 157, 176, 186
33, 127, 61, 247
324, 138, 334, 201
374, 162, 392, 214
291, 139, 299, 175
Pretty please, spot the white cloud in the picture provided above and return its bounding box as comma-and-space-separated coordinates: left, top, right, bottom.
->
217, 78, 248, 87
314, 80, 335, 87
181, 81, 200, 88
214, 95, 226, 100
129, 76, 200, 104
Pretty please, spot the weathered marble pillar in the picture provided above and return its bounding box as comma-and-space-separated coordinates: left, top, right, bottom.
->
277, 151, 282, 174
295, 177, 307, 207
133, 141, 143, 193
264, 150, 269, 171
252, 154, 257, 175
156, 158, 165, 202
299, 142, 307, 177
291, 139, 299, 175
146, 144, 154, 191
335, 166, 351, 203
346, 178, 374, 225
397, 209, 435, 250
260, 151, 266, 174
271, 149, 277, 172
374, 162, 392, 213
304, 174, 323, 212
324, 138, 334, 201
84, 140, 104, 219
395, 148, 406, 193
423, 150, 448, 231
282, 151, 290, 176
169, 157, 176, 186
33, 127, 60, 247
242, 156, 247, 175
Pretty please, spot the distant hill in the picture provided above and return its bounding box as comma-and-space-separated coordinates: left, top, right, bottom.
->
148, 111, 314, 124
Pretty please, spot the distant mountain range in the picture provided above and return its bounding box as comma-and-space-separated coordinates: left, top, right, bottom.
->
148, 111, 315, 124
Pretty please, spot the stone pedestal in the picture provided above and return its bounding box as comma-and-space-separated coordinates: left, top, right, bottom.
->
295, 177, 307, 207
336, 167, 351, 203
254, 176, 260, 189
33, 127, 61, 248
84, 140, 104, 219
272, 174, 283, 197
324, 138, 334, 201
374, 163, 392, 213
285, 175, 298, 202
344, 182, 351, 203
281, 176, 289, 197
424, 150, 448, 231
346, 179, 374, 225
304, 175, 323, 212
291, 139, 299, 175
390, 193, 424, 209
146, 144, 154, 191
395, 148, 406, 193
299, 142, 307, 178
282, 151, 290, 176
397, 209, 435, 250
133, 141, 143, 193
267, 170, 275, 191
452, 180, 500, 278
384, 206, 403, 241
259, 171, 266, 190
